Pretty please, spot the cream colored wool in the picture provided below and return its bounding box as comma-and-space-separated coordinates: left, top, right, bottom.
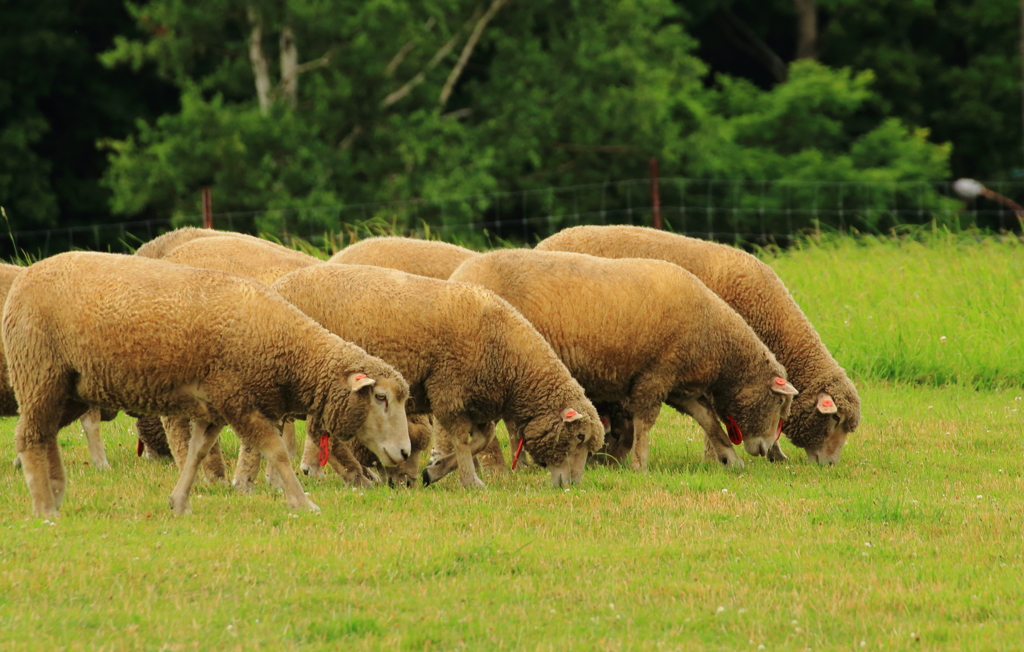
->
272, 263, 603, 488
0, 263, 117, 470
163, 236, 323, 284
134, 226, 270, 259
3, 252, 411, 517
450, 249, 797, 471
330, 237, 477, 280
536, 225, 859, 464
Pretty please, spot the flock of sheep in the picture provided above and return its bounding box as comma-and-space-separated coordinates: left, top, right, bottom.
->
0, 225, 860, 517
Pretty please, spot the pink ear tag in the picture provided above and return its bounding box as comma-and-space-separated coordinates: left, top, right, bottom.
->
354, 373, 367, 381
565, 409, 577, 418
822, 399, 833, 407
775, 378, 786, 386
775, 419, 784, 443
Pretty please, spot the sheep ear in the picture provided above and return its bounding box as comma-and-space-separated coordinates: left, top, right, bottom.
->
770, 377, 798, 395
562, 408, 584, 423
349, 372, 376, 392
816, 392, 838, 414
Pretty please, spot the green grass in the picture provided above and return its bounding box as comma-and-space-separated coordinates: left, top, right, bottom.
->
1, 382, 1022, 650
765, 230, 1024, 389
2, 232, 1023, 650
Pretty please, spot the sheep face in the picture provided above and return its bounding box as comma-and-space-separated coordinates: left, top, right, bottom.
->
380, 413, 433, 487
726, 378, 797, 458
516, 404, 604, 487
315, 373, 412, 469
784, 380, 861, 464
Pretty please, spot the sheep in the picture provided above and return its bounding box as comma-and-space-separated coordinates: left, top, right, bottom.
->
266, 263, 604, 488
330, 236, 477, 280
450, 249, 798, 471
1, 263, 121, 471
157, 235, 418, 490
536, 225, 860, 464
163, 235, 323, 285
3, 251, 412, 517
328, 237, 506, 473
134, 226, 271, 259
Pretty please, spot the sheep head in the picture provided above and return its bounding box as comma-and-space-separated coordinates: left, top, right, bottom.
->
312, 370, 412, 470
782, 375, 861, 464
513, 403, 604, 487
721, 376, 797, 458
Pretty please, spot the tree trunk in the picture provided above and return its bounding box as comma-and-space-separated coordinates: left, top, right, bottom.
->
794, 0, 817, 60
280, 25, 298, 109
246, 6, 272, 114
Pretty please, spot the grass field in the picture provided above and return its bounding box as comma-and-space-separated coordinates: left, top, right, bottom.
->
1, 232, 1022, 650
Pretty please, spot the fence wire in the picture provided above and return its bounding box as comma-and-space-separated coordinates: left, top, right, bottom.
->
3, 178, 1021, 258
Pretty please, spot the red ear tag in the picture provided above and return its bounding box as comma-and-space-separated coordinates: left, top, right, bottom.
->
725, 416, 743, 445
775, 419, 784, 443
354, 373, 367, 380
511, 438, 526, 471
775, 378, 786, 385
136, 438, 145, 457
318, 434, 330, 467
822, 399, 833, 407
565, 409, 577, 418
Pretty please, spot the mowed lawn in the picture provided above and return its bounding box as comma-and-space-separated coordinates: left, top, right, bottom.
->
0, 231, 1022, 651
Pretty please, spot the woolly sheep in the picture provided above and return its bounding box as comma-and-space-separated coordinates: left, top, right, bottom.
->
1, 263, 119, 471
268, 263, 604, 488
329, 237, 506, 473
536, 225, 859, 464
450, 249, 798, 471
330, 236, 477, 280
3, 252, 411, 516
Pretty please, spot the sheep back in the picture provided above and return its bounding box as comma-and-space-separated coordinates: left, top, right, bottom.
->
329, 237, 476, 279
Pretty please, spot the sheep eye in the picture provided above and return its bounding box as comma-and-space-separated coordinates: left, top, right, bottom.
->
374, 393, 386, 402
577, 433, 586, 442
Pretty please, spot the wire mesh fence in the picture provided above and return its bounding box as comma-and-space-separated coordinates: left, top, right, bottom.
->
3, 178, 1022, 259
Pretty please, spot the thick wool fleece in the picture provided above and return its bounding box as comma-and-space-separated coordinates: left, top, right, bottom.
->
450, 249, 795, 470
0, 263, 25, 416
134, 227, 272, 259
273, 263, 602, 487
537, 225, 860, 458
3, 252, 408, 515
330, 237, 477, 280
163, 236, 323, 284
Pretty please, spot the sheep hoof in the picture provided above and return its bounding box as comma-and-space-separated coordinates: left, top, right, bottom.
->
231, 478, 255, 494
93, 460, 112, 472
767, 445, 789, 463
168, 496, 192, 516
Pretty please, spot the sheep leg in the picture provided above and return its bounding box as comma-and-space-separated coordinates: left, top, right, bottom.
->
244, 416, 319, 513
677, 397, 743, 469
134, 415, 173, 460
299, 433, 325, 478
168, 420, 219, 515
233, 444, 262, 494
624, 407, 661, 473
327, 441, 377, 489
423, 419, 490, 488
766, 440, 789, 463
281, 418, 297, 459
80, 407, 111, 471
16, 395, 86, 517
165, 417, 227, 482
476, 423, 506, 474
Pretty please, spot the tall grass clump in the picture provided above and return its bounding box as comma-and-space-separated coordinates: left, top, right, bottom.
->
764, 228, 1024, 389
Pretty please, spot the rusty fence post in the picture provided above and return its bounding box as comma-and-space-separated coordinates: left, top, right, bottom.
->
649, 158, 662, 230
201, 187, 213, 229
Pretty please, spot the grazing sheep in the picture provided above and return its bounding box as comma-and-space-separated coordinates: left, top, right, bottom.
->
269, 263, 604, 488
536, 225, 859, 464
328, 238, 508, 473
1, 263, 119, 471
3, 252, 411, 517
450, 249, 798, 471
330, 237, 477, 280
